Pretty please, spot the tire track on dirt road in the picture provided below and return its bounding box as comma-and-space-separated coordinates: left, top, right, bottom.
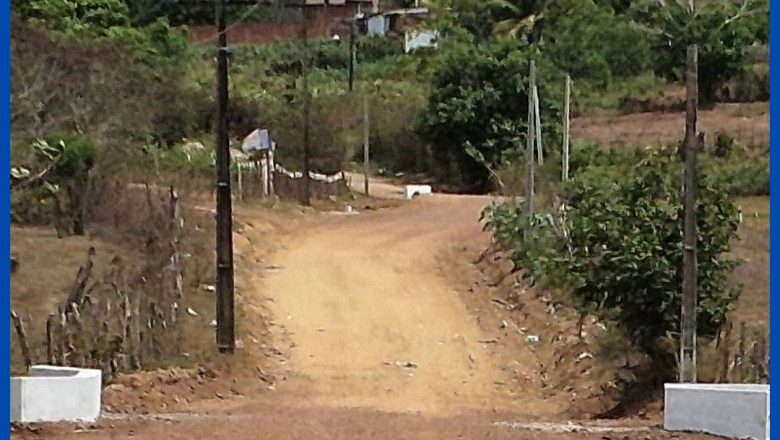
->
250, 191, 560, 417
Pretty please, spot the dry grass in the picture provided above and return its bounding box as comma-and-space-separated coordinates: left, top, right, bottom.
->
728, 196, 769, 325
572, 102, 769, 149
9, 180, 223, 376
10, 227, 140, 323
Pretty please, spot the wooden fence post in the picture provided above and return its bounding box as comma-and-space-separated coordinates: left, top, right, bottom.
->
718, 322, 732, 383
525, 60, 536, 232
735, 321, 747, 382
11, 311, 32, 369
46, 313, 56, 365
169, 186, 183, 300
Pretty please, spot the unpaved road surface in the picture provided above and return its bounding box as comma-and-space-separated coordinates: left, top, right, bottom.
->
263, 194, 536, 415
14, 180, 717, 439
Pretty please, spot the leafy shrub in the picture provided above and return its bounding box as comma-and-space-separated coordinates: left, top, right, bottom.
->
701, 151, 769, 197
712, 132, 735, 158
13, 0, 131, 34
718, 66, 770, 103
484, 148, 741, 370
418, 40, 562, 192
543, 0, 652, 83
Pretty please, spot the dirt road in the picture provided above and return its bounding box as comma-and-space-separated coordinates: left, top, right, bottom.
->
257, 192, 552, 416
15, 181, 717, 439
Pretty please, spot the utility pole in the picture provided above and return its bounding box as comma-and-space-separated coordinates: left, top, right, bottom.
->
363, 93, 370, 195
215, 0, 235, 354
348, 20, 356, 92
525, 60, 536, 229
562, 74, 571, 181
680, 44, 699, 383
300, 3, 312, 206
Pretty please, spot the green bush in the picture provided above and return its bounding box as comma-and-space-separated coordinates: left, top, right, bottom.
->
483, 148, 741, 369
38, 132, 97, 178
634, 0, 763, 102
418, 40, 562, 192
543, 0, 652, 83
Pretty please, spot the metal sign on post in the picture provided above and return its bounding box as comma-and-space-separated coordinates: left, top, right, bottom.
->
241, 129, 274, 153
241, 129, 276, 198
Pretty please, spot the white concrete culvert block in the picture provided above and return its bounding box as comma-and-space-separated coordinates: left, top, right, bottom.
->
11, 365, 102, 423
664, 383, 770, 440
404, 185, 432, 200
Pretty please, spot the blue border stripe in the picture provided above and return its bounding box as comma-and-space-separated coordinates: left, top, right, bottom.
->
770, 0, 778, 432
2, 0, 11, 436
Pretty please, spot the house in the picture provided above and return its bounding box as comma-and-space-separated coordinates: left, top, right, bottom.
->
188, 0, 378, 46
365, 7, 438, 53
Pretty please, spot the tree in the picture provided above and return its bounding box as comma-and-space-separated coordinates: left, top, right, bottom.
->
425, 0, 550, 44
30, 133, 97, 236
14, 0, 130, 34
418, 41, 561, 192
541, 1, 652, 82
631, 0, 766, 102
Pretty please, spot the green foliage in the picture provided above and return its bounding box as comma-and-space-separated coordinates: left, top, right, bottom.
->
701, 148, 769, 197
418, 40, 562, 192
484, 148, 741, 363
102, 18, 188, 62
14, 0, 130, 34
35, 133, 97, 179
542, 1, 651, 83
633, 0, 764, 102
123, 0, 287, 26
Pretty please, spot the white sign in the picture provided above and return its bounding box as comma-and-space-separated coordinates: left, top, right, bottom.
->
242, 129, 274, 153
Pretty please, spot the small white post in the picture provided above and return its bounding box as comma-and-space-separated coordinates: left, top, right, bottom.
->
237, 161, 244, 201
261, 152, 269, 198
267, 149, 274, 198
363, 93, 370, 196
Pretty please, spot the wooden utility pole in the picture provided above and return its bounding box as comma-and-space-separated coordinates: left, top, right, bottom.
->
562, 74, 571, 181
525, 60, 536, 228
301, 4, 312, 205
363, 93, 370, 195
348, 21, 356, 92
680, 44, 699, 383
215, 0, 235, 354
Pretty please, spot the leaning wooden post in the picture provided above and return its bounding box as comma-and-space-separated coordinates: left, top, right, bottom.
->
169, 186, 183, 300
525, 60, 537, 232
46, 313, 56, 365
562, 74, 571, 181
533, 85, 543, 166
11, 311, 32, 369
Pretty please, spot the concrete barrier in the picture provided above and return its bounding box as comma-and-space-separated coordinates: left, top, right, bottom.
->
404, 185, 432, 200
664, 383, 769, 440
11, 365, 102, 423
